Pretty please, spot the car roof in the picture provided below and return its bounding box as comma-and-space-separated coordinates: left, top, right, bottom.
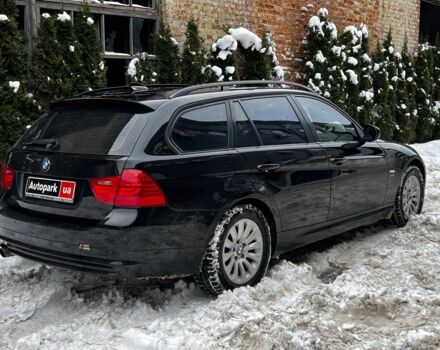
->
59, 81, 319, 111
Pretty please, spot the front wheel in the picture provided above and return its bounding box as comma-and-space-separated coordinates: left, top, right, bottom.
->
391, 166, 425, 227
196, 204, 272, 295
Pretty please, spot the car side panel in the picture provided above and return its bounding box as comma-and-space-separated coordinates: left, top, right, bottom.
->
321, 141, 389, 220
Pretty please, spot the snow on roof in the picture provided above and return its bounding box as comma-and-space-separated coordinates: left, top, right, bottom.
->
228, 27, 262, 51
57, 11, 71, 22
0, 14, 8, 22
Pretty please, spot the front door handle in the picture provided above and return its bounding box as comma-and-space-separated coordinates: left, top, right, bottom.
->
329, 157, 345, 165
257, 163, 281, 173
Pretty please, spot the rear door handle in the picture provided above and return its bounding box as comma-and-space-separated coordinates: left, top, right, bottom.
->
257, 163, 280, 173
329, 157, 345, 165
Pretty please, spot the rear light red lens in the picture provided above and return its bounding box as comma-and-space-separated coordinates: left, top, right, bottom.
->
89, 169, 166, 208
0, 161, 15, 190
89, 176, 120, 205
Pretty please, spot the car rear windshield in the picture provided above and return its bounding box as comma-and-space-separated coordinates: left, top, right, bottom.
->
16, 105, 149, 156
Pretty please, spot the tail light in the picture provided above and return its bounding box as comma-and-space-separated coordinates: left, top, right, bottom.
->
0, 161, 15, 190
89, 169, 167, 208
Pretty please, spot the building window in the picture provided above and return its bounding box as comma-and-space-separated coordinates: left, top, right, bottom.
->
133, 18, 155, 54
132, 0, 154, 7
105, 15, 130, 54
36, 3, 157, 86
420, 1, 440, 44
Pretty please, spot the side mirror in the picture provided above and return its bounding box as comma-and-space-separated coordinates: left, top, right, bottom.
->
363, 124, 381, 142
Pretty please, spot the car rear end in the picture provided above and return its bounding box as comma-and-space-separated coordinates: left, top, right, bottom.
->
0, 98, 201, 277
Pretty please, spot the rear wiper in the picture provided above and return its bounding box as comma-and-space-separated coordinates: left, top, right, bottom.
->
23, 138, 59, 150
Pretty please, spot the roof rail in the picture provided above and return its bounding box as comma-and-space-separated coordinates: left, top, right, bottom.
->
169, 80, 317, 98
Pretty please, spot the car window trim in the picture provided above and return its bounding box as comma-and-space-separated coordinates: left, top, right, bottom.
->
166, 101, 231, 155
233, 94, 313, 147
229, 100, 263, 148
292, 94, 363, 143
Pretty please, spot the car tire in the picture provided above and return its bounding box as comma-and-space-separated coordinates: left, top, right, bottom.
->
196, 204, 272, 295
391, 165, 424, 227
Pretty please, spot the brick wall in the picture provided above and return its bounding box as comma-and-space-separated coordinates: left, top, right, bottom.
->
161, 0, 421, 80
377, 0, 420, 53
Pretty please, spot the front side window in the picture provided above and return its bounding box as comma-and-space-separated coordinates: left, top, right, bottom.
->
297, 97, 359, 142
240, 97, 307, 146
171, 103, 228, 152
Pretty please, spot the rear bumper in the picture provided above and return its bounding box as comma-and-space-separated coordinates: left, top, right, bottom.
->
0, 206, 210, 278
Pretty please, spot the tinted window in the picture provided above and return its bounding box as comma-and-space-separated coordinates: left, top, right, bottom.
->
17, 106, 146, 155
172, 104, 228, 152
297, 97, 359, 142
232, 102, 261, 147
240, 97, 307, 145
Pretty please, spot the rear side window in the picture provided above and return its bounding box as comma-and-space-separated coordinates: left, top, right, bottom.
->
171, 103, 228, 152
17, 106, 147, 155
297, 97, 359, 142
240, 97, 307, 145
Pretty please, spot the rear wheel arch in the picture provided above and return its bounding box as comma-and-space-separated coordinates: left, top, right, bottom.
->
234, 198, 278, 256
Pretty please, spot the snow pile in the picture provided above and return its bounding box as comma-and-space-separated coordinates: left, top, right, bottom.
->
212, 34, 237, 61
229, 27, 262, 51
57, 12, 71, 22
1, 141, 440, 349
127, 58, 139, 77
308, 8, 337, 39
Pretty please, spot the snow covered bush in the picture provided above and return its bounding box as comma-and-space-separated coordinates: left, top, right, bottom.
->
339, 23, 372, 121
181, 19, 207, 84
371, 30, 397, 139
0, 0, 38, 160
31, 14, 66, 109
127, 53, 157, 84
394, 40, 417, 143
55, 11, 87, 95
301, 8, 440, 144
303, 8, 340, 100
206, 27, 283, 82
153, 21, 181, 84
415, 43, 435, 142
431, 41, 440, 139
74, 3, 106, 90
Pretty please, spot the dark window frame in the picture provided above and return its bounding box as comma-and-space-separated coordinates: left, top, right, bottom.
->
168, 101, 232, 154
293, 94, 363, 144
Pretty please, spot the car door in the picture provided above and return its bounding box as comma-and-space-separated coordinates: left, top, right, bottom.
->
231, 95, 331, 232
295, 95, 388, 221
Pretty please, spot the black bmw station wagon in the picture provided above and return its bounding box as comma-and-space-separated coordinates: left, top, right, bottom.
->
0, 81, 425, 295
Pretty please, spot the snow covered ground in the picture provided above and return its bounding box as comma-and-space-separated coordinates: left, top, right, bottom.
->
2, 141, 440, 350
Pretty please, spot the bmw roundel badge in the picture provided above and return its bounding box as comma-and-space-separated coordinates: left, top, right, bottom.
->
41, 158, 51, 172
